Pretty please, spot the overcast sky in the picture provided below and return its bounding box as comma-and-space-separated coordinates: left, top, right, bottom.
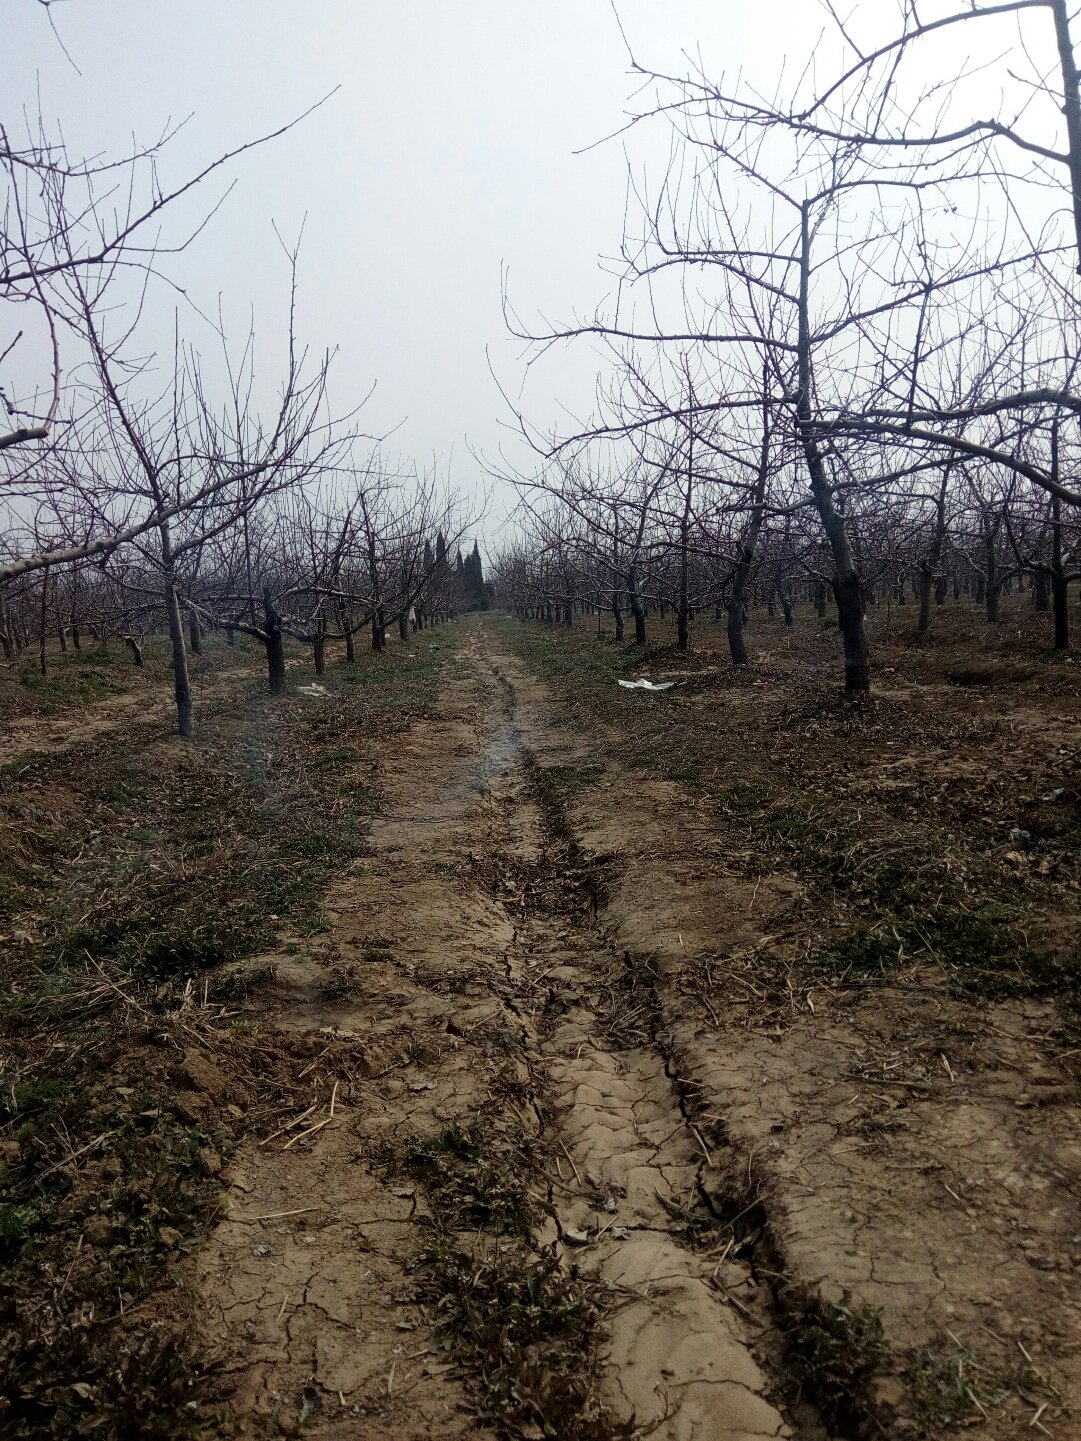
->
6, 2, 1060, 536
4, 1, 835, 525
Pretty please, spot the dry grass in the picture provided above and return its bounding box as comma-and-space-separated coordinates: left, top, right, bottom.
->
497, 602, 1081, 1019
378, 1114, 628, 1441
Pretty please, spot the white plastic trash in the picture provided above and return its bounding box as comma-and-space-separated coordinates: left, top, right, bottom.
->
617, 678, 675, 692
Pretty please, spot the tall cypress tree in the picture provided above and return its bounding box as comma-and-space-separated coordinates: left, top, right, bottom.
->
463, 540, 487, 610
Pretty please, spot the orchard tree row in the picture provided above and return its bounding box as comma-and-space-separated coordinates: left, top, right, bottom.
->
0, 111, 486, 736
492, 445, 1077, 661
494, 1, 1081, 691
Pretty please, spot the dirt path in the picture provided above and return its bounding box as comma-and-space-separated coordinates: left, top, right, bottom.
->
172, 619, 1079, 1439
180, 630, 791, 1438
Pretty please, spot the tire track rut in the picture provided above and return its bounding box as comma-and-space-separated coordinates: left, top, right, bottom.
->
476, 652, 793, 1439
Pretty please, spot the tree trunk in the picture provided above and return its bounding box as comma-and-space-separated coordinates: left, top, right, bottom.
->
777, 582, 794, 628
1033, 570, 1050, 612
1051, 490, 1070, 650
613, 592, 624, 641
123, 635, 144, 667
828, 571, 870, 690
0, 599, 13, 661
796, 203, 871, 693
728, 554, 757, 666
986, 580, 1001, 623
677, 444, 693, 651
156, 515, 194, 736
986, 531, 1001, 623
628, 569, 646, 645
164, 578, 193, 735
399, 611, 409, 641
37, 568, 49, 677
728, 402, 769, 666
313, 621, 326, 676
264, 589, 286, 694
1053, 574, 1070, 650
917, 564, 934, 641
726, 599, 747, 665
188, 605, 203, 655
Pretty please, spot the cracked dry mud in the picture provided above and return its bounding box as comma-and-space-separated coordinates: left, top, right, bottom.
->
178, 622, 1080, 1440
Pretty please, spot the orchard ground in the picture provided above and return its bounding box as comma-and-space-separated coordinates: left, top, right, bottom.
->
0, 598, 1078, 1440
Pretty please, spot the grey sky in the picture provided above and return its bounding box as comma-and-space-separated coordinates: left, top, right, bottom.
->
6, 1, 827, 524
9, 2, 1057, 538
